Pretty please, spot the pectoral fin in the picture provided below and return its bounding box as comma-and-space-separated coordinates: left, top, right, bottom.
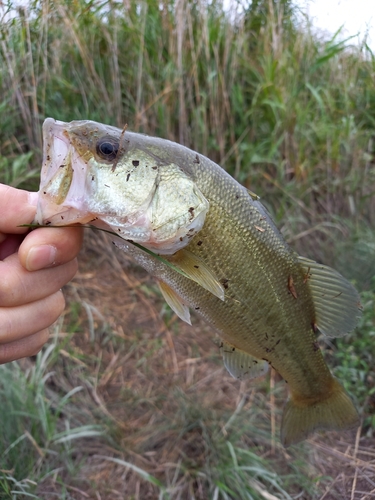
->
169, 249, 225, 301
298, 256, 362, 337
158, 281, 191, 325
220, 341, 269, 381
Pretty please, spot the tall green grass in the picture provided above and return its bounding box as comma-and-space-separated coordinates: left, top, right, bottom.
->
0, 324, 104, 499
1, 0, 374, 283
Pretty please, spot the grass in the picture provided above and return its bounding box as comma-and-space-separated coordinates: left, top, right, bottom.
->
0, 236, 374, 499
329, 285, 375, 433
0, 322, 105, 499
0, 0, 375, 497
0, 245, 333, 499
1, 0, 374, 277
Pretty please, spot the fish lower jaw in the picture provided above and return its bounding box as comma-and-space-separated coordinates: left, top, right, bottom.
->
36, 198, 97, 226
107, 223, 191, 255
104, 214, 203, 255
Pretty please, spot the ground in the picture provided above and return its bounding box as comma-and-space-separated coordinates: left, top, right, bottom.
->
30, 230, 375, 499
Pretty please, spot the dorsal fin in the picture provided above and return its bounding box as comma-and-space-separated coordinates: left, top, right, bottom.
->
168, 249, 225, 301
220, 341, 269, 381
298, 256, 362, 338
158, 281, 191, 325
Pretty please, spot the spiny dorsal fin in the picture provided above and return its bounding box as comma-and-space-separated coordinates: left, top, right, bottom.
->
169, 249, 225, 301
298, 256, 362, 338
220, 341, 269, 381
158, 281, 191, 325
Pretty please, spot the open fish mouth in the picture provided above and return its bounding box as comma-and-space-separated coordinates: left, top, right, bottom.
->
36, 119, 97, 226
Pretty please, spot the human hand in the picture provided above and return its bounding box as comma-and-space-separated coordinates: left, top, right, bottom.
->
0, 184, 83, 363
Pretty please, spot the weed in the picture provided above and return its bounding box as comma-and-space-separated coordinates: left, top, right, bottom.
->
0, 325, 105, 498
328, 285, 375, 434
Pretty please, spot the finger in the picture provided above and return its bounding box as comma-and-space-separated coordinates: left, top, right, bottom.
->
0, 328, 50, 364
0, 234, 24, 260
0, 253, 77, 307
0, 184, 38, 234
19, 226, 84, 271
0, 290, 65, 344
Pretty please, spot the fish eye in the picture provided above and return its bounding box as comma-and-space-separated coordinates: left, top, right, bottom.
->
96, 137, 119, 161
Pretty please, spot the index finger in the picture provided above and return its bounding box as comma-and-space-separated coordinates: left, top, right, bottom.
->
0, 184, 38, 234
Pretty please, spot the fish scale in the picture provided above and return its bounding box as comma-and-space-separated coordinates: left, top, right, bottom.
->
37, 118, 362, 446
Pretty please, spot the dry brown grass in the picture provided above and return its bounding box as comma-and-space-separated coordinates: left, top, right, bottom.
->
27, 231, 374, 499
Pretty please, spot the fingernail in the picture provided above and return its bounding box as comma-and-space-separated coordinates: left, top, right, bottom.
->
26, 245, 57, 271
28, 192, 39, 207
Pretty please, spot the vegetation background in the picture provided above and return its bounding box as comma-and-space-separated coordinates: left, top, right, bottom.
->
0, 0, 374, 498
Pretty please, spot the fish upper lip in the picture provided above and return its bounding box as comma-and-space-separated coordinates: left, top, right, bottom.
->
37, 118, 74, 224
43, 117, 67, 127
41, 119, 71, 181
43, 117, 69, 147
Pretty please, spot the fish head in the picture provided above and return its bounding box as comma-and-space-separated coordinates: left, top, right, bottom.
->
37, 118, 209, 254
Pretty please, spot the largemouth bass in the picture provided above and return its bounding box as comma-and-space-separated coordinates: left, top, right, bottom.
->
37, 118, 362, 446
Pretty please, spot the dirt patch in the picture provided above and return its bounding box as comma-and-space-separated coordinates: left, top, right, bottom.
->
36, 231, 375, 499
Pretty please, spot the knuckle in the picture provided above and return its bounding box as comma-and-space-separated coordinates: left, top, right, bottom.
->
0, 313, 12, 341
0, 268, 15, 303
0, 260, 25, 306
56, 290, 66, 312
0, 340, 22, 364
46, 290, 66, 323
41, 292, 65, 327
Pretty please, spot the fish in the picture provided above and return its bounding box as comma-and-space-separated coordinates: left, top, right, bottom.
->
36, 117, 362, 447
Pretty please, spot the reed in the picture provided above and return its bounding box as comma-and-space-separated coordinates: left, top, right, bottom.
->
0, 1, 374, 497
1, 0, 374, 280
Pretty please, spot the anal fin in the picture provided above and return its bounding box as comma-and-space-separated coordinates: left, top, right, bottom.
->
158, 281, 191, 325
220, 341, 269, 381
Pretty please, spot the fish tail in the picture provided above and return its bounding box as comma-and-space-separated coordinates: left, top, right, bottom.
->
280, 378, 359, 447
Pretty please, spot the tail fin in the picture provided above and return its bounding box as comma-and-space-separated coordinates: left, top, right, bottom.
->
281, 378, 359, 447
